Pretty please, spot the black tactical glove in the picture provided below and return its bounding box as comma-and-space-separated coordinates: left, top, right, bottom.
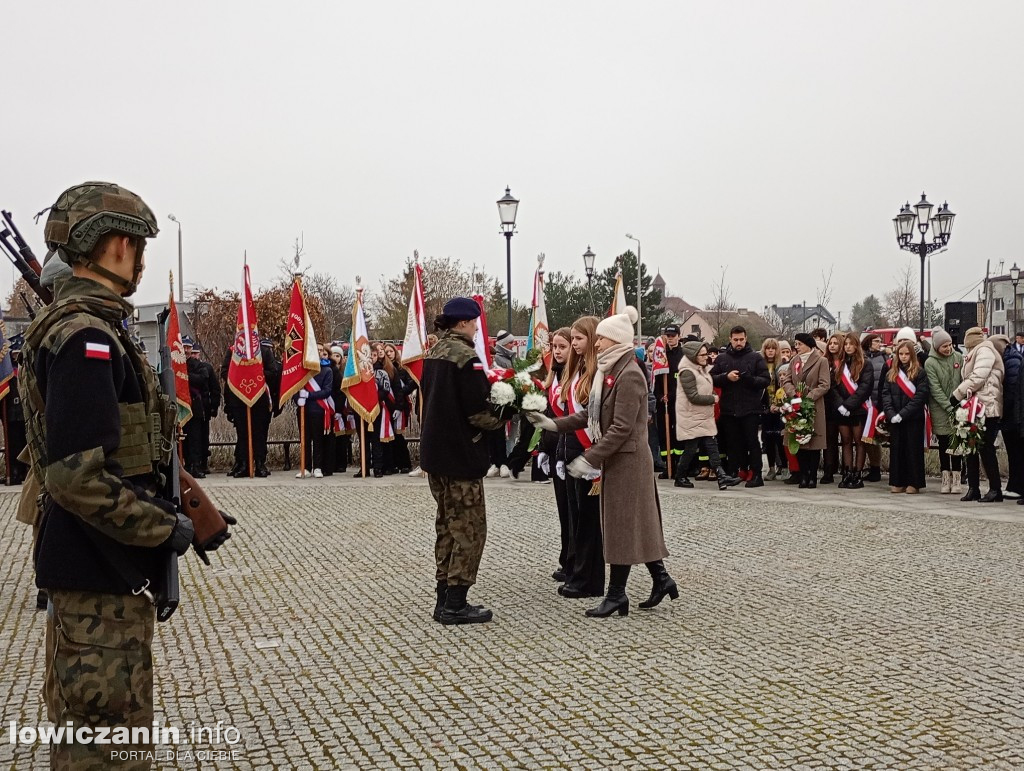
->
202, 511, 237, 552
164, 512, 195, 556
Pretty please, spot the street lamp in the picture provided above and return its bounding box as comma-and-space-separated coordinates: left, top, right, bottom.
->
892, 193, 955, 333
1011, 263, 1021, 337
582, 246, 597, 314
167, 214, 183, 302
496, 187, 519, 332
625, 233, 642, 337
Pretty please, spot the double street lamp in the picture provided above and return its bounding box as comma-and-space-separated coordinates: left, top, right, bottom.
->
582, 246, 597, 314
496, 187, 519, 332
892, 193, 955, 333
1011, 263, 1021, 337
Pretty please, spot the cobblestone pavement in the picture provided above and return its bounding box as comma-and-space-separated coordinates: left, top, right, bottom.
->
1, 475, 1023, 770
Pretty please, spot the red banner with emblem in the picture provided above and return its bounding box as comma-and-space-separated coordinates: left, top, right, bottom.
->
227, 263, 267, 407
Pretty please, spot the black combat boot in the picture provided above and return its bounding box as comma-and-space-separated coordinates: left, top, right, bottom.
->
255, 464, 271, 478
744, 474, 764, 488
638, 561, 679, 609
440, 585, 493, 625
585, 583, 629, 618
716, 467, 741, 490
35, 590, 47, 611
432, 581, 447, 622
675, 476, 694, 488
228, 461, 243, 477
847, 470, 864, 489
837, 467, 850, 489
865, 466, 882, 482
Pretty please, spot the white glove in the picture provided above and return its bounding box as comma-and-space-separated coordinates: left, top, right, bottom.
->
556, 461, 566, 480
299, 388, 310, 399
890, 414, 903, 424
538, 452, 551, 475
525, 411, 557, 432
297, 397, 307, 407
838, 405, 850, 417
568, 456, 601, 480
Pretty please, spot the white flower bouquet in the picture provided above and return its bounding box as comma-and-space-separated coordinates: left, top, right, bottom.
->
487, 349, 547, 413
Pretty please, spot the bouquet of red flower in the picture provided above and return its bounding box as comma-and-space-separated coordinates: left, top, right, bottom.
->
947, 395, 986, 456
780, 383, 816, 455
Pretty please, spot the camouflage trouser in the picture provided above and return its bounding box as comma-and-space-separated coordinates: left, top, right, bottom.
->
45, 590, 155, 771
428, 475, 487, 586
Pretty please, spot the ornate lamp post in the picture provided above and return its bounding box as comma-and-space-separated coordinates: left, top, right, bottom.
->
893, 194, 955, 334
1011, 263, 1021, 337
582, 245, 597, 314
496, 187, 519, 331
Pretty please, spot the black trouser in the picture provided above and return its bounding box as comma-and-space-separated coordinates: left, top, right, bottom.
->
198, 413, 212, 471
797, 448, 820, 480
553, 473, 572, 574
393, 434, 412, 471
507, 420, 534, 474
676, 436, 722, 480
488, 427, 508, 467
298, 408, 329, 471
5, 414, 27, 484
935, 434, 962, 473
719, 414, 763, 475
1002, 426, 1024, 494
655, 400, 683, 467
966, 419, 1002, 492
565, 473, 604, 595
183, 416, 207, 473
231, 404, 270, 473
823, 418, 839, 476
334, 435, 351, 471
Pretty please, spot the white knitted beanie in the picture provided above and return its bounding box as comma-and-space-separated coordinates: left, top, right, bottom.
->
596, 307, 639, 346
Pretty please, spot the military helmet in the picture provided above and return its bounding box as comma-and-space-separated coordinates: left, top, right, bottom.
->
43, 181, 158, 263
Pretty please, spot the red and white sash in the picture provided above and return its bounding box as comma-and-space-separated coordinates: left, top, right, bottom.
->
380, 410, 395, 443
863, 398, 878, 441
840, 364, 857, 396
895, 369, 931, 448
393, 409, 409, 435
565, 373, 593, 450
549, 374, 565, 417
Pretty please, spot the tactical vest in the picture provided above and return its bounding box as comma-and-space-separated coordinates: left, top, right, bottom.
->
20, 291, 176, 496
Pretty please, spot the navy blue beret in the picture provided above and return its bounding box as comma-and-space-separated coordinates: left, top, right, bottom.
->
443, 297, 481, 321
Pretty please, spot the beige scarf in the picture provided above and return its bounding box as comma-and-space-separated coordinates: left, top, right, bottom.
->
586, 343, 635, 442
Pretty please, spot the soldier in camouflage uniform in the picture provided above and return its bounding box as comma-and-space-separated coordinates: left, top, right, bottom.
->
21, 182, 200, 770
419, 297, 511, 625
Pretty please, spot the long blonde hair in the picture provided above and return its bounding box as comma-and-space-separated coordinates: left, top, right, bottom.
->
561, 316, 599, 405
544, 327, 572, 389
888, 340, 921, 382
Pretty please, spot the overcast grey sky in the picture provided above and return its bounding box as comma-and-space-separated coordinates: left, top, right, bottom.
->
3, 1, 1021, 323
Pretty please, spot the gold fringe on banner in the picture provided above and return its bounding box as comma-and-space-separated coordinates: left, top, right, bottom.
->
588, 479, 602, 496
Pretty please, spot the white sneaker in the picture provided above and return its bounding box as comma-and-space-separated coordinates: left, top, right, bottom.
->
313, 468, 323, 479
499, 465, 511, 478
486, 465, 499, 478
952, 475, 963, 495
940, 470, 951, 494
408, 466, 424, 477
295, 470, 308, 479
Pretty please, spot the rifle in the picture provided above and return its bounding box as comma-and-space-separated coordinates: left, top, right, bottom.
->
0, 210, 52, 304
19, 292, 37, 322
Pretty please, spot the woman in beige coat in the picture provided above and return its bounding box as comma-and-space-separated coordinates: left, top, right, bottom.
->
779, 333, 832, 488
952, 327, 1005, 501
529, 307, 673, 618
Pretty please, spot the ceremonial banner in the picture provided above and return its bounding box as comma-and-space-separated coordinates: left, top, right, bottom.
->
401, 262, 427, 385
652, 337, 670, 378
279, 277, 321, 407
341, 288, 380, 423
472, 294, 495, 376
526, 267, 550, 367
166, 287, 192, 426
609, 269, 627, 316
0, 307, 14, 402
227, 263, 267, 407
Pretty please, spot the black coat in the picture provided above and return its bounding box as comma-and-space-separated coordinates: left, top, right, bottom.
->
881, 367, 930, 421
832, 357, 874, 417
710, 344, 771, 417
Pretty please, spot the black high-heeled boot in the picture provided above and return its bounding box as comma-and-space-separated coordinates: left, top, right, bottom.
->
585, 583, 629, 617
638, 561, 679, 609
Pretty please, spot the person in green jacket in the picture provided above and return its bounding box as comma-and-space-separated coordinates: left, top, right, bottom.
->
924, 327, 964, 494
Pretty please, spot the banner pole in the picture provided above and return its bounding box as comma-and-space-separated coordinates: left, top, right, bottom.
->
360, 418, 368, 478
2, 400, 10, 485
246, 405, 254, 479
299, 406, 307, 478
663, 373, 672, 478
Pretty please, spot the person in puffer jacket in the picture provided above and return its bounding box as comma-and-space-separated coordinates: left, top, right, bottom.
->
674, 341, 740, 490
952, 327, 1005, 502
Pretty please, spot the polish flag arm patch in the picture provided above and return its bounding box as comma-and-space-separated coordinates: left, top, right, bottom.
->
85, 342, 112, 361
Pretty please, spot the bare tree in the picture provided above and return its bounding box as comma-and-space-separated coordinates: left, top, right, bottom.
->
882, 262, 918, 327
706, 265, 736, 338
816, 264, 834, 313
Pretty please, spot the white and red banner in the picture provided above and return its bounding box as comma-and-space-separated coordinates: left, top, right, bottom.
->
526, 265, 550, 368
472, 294, 497, 378
401, 262, 427, 385
652, 337, 670, 378
227, 263, 266, 407
341, 288, 381, 423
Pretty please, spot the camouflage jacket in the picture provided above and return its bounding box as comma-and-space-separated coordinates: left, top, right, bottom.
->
419, 331, 507, 480
20, 275, 177, 594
